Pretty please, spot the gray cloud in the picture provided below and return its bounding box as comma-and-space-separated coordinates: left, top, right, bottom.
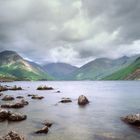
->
0, 0, 140, 66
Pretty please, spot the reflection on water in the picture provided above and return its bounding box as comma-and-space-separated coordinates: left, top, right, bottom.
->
0, 81, 140, 140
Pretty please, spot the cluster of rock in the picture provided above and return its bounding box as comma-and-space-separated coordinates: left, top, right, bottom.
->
0, 85, 22, 92
0, 108, 27, 122
1, 99, 29, 109
59, 98, 72, 103
0, 131, 26, 140
59, 95, 89, 106
28, 94, 44, 100
0, 84, 92, 138
37, 85, 53, 90
2, 95, 15, 101
35, 120, 53, 134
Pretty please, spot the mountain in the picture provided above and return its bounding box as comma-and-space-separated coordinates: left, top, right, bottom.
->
43, 62, 78, 80
103, 57, 140, 80
0, 50, 52, 81
67, 55, 139, 80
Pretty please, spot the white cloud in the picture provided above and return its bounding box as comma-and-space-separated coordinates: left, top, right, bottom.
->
0, 0, 140, 66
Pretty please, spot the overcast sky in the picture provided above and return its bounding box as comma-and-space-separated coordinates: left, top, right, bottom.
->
0, 0, 140, 66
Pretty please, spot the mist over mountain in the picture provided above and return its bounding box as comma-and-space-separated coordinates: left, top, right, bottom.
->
0, 50, 140, 81
43, 63, 78, 80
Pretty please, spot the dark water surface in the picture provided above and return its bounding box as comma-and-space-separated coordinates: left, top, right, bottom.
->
0, 81, 140, 140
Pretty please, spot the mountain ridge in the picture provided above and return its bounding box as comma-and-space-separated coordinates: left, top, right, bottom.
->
0, 50, 140, 81
0, 50, 52, 81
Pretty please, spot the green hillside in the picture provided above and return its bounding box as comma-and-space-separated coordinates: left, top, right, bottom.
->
0, 50, 52, 81
103, 57, 140, 80
67, 56, 137, 80
0, 64, 51, 81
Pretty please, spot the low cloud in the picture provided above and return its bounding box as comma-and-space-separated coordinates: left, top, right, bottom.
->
0, 0, 140, 66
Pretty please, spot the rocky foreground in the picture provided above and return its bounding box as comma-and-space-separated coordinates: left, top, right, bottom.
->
0, 84, 91, 138
0, 131, 26, 140
0, 84, 139, 139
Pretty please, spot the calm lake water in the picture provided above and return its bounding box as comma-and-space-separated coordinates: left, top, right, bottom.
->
0, 81, 140, 140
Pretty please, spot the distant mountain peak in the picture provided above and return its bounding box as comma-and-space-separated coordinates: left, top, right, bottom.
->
0, 50, 18, 55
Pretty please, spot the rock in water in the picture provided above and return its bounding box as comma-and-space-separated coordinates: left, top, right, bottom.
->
31, 95, 44, 100
8, 113, 27, 121
0, 131, 26, 140
2, 95, 15, 101
60, 98, 72, 103
20, 99, 29, 105
1, 99, 29, 109
16, 96, 24, 99
1, 103, 24, 109
78, 95, 89, 105
42, 120, 53, 127
0, 109, 27, 122
121, 114, 140, 127
35, 126, 49, 134
0, 109, 10, 122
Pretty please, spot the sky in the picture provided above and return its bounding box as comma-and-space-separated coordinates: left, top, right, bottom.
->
0, 0, 140, 66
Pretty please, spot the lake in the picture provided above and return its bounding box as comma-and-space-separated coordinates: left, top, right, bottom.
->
0, 81, 140, 140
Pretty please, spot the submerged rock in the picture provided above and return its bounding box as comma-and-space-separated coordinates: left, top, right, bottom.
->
78, 95, 89, 105
121, 114, 140, 127
8, 112, 27, 122
27, 94, 35, 97
59, 98, 72, 103
31, 95, 44, 100
0, 131, 26, 140
94, 132, 123, 140
35, 126, 49, 134
16, 96, 24, 99
2, 95, 15, 101
9, 85, 22, 91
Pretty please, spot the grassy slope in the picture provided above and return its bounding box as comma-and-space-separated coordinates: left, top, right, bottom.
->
67, 57, 134, 80
0, 63, 52, 81
103, 57, 140, 80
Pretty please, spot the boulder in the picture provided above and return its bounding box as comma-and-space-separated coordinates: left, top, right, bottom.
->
1, 103, 24, 109
8, 112, 27, 122
37, 86, 53, 90
16, 96, 24, 99
0, 109, 10, 122
35, 126, 49, 134
2, 95, 15, 101
1, 99, 28, 109
78, 95, 89, 105
56, 91, 60, 93
0, 131, 26, 140
60, 98, 72, 103
121, 114, 140, 126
